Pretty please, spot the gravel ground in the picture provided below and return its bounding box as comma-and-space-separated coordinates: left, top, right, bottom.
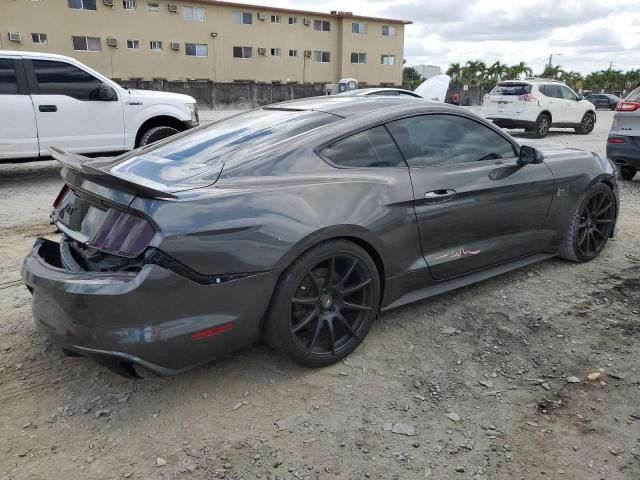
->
1, 108, 639, 480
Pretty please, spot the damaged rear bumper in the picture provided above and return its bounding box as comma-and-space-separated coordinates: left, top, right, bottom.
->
21, 238, 279, 376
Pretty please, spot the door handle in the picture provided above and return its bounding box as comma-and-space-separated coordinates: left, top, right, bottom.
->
39, 105, 57, 112
424, 189, 456, 203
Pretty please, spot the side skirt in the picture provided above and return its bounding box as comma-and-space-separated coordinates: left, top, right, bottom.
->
381, 253, 555, 312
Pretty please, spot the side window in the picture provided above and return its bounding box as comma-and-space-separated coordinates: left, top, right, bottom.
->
538, 85, 547, 96
0, 59, 19, 95
387, 115, 517, 167
32, 60, 103, 101
320, 126, 405, 168
560, 85, 577, 101
544, 85, 563, 99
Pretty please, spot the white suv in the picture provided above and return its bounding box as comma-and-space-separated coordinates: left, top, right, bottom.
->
482, 79, 596, 138
0, 51, 199, 160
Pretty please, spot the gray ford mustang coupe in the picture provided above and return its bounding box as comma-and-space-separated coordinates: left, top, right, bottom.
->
22, 96, 619, 377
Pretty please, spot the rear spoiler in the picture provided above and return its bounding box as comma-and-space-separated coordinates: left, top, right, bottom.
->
49, 147, 177, 200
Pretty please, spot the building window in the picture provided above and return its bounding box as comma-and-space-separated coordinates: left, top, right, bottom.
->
123, 0, 136, 10
288, 49, 297, 57
185, 43, 208, 57
183, 6, 206, 21
271, 15, 280, 23
233, 46, 253, 58
72, 36, 101, 51
150, 40, 162, 50
313, 50, 330, 63
68, 0, 96, 10
352, 22, 367, 34
381, 54, 396, 65
270, 48, 281, 56
146, 2, 159, 12
233, 11, 253, 24
351, 52, 367, 64
382, 25, 397, 36
127, 39, 140, 49
288, 16, 297, 25
313, 20, 331, 32
31, 33, 48, 44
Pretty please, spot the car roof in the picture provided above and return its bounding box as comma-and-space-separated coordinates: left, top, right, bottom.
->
266, 95, 457, 118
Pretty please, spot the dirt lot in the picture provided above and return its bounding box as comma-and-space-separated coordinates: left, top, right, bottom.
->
1, 109, 639, 480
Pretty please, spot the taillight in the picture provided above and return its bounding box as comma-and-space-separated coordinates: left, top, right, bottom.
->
87, 208, 155, 257
616, 101, 640, 112
607, 137, 626, 144
52, 185, 70, 208
518, 94, 537, 102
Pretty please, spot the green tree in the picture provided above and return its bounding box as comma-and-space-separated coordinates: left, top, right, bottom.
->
446, 62, 462, 85
505, 62, 533, 80
559, 70, 583, 89
487, 61, 508, 83
403, 66, 424, 88
542, 65, 564, 79
462, 60, 487, 86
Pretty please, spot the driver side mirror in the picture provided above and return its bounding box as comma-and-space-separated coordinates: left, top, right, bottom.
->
518, 145, 544, 166
576, 95, 583, 101
98, 84, 117, 101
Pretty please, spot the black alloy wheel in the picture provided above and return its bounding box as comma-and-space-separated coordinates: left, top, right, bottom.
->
534, 114, 550, 138
576, 112, 595, 135
265, 240, 380, 367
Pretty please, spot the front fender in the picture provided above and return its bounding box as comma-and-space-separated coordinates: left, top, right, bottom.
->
124, 104, 192, 148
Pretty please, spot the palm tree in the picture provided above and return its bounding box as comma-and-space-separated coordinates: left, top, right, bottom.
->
542, 65, 564, 79
446, 63, 462, 85
559, 70, 583, 90
505, 62, 532, 80
487, 61, 508, 83
462, 60, 487, 86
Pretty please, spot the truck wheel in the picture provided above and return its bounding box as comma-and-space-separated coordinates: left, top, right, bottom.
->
139, 126, 180, 147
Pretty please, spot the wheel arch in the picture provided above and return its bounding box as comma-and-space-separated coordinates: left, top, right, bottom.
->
135, 115, 186, 147
539, 110, 552, 123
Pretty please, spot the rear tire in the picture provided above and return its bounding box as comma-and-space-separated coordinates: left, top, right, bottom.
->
618, 165, 637, 181
559, 183, 615, 263
138, 126, 180, 147
533, 114, 550, 138
575, 112, 595, 135
264, 240, 380, 367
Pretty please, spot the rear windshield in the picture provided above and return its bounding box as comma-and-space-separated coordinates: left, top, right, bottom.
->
108, 108, 338, 189
490, 83, 532, 96
626, 86, 640, 101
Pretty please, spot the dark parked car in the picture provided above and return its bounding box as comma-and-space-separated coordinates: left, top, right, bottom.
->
585, 93, 621, 110
607, 86, 640, 180
22, 96, 619, 377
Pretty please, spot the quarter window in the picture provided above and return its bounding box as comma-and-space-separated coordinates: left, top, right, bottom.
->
271, 15, 280, 23
381, 54, 395, 65
288, 16, 297, 24
387, 114, 516, 167
233, 11, 253, 24
0, 59, 19, 95
183, 6, 206, 21
123, 0, 136, 10
382, 25, 397, 36
313, 51, 330, 63
313, 20, 331, 31
146, 2, 159, 12
351, 52, 366, 64
72, 36, 101, 51
32, 33, 48, 44
126, 39, 140, 49
150, 40, 162, 50
185, 43, 208, 57
352, 22, 367, 34
321, 126, 405, 168
32, 60, 103, 101
68, 0, 96, 10
233, 46, 253, 58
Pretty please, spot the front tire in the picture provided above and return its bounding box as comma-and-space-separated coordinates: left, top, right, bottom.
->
138, 126, 180, 147
618, 165, 637, 181
533, 114, 550, 138
575, 112, 595, 135
559, 183, 615, 263
264, 240, 380, 367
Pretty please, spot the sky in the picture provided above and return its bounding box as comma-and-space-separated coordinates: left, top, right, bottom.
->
245, 0, 640, 75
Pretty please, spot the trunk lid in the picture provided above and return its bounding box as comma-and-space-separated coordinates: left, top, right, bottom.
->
483, 82, 533, 116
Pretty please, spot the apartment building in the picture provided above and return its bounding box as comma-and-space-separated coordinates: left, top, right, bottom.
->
1, 0, 409, 85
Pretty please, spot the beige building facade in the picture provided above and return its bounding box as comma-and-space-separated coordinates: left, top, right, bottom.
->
1, 0, 409, 85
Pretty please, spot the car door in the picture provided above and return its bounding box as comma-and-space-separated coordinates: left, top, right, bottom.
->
386, 113, 555, 280
24, 58, 124, 155
0, 57, 39, 159
541, 84, 566, 123
560, 85, 583, 123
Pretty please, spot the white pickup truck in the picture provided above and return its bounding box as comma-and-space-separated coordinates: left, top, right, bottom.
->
0, 51, 199, 160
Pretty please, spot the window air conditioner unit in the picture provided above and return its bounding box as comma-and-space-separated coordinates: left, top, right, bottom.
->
103, 0, 114, 6
170, 42, 180, 50
303, 18, 311, 25
304, 49, 312, 57
168, 3, 178, 12
258, 47, 266, 55
257, 13, 265, 21
8, 32, 22, 43
107, 37, 118, 47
